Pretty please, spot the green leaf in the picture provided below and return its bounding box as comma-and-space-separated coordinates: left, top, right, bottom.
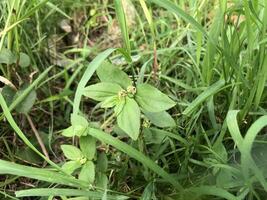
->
144, 111, 176, 128
80, 136, 96, 160
16, 188, 128, 199
241, 115, 267, 190
141, 182, 156, 200
15, 85, 36, 114
96, 173, 108, 189
135, 84, 176, 112
213, 142, 228, 163
73, 48, 116, 115
114, 0, 131, 53
0, 48, 16, 64
83, 82, 122, 101
96, 152, 108, 173
149, 128, 188, 145
1, 86, 16, 106
79, 161, 95, 183
216, 169, 234, 188
62, 126, 75, 137
19, 52, 30, 68
61, 145, 83, 160
96, 62, 132, 89
62, 161, 81, 175
143, 128, 167, 144
117, 97, 140, 140
226, 110, 243, 150
101, 95, 118, 108
71, 114, 89, 137
114, 97, 126, 116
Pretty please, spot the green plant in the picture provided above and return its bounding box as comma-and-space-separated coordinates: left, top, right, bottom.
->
1, 0, 267, 199
82, 62, 176, 140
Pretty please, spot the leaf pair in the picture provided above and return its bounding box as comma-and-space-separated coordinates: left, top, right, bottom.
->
61, 135, 96, 184
83, 62, 176, 140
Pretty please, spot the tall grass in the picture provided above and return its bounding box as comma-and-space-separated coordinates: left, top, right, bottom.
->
0, 0, 267, 199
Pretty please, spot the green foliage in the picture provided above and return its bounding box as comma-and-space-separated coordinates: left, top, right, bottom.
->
62, 161, 81, 175
18, 52, 30, 68
62, 114, 89, 137
61, 145, 83, 161
15, 86, 36, 114
135, 83, 176, 112
80, 136, 96, 160
83, 83, 122, 101
143, 111, 176, 128
0, 48, 16, 64
117, 97, 140, 140
96, 62, 132, 89
1, 0, 267, 199
82, 63, 176, 140
79, 161, 95, 183
61, 137, 96, 182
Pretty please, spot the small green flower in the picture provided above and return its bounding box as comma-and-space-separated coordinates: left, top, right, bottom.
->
79, 157, 87, 165
118, 89, 127, 100
143, 119, 151, 128
127, 85, 136, 97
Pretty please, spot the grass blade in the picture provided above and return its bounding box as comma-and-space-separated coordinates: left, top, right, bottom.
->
241, 115, 267, 190
114, 0, 131, 53
226, 110, 243, 150
16, 188, 128, 199
0, 92, 62, 171
186, 186, 239, 200
182, 80, 225, 116
0, 159, 87, 188
73, 48, 115, 115
148, 0, 208, 37
0, 65, 54, 121
46, 2, 72, 19
89, 128, 183, 191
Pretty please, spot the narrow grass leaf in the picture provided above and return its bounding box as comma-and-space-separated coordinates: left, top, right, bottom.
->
16, 188, 128, 200
73, 49, 115, 115
88, 128, 183, 190
241, 116, 267, 190
148, 0, 208, 37
0, 65, 53, 121
186, 186, 239, 200
0, 159, 87, 188
0, 92, 62, 171
114, 0, 131, 53
226, 110, 243, 150
183, 80, 225, 116
149, 128, 188, 146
